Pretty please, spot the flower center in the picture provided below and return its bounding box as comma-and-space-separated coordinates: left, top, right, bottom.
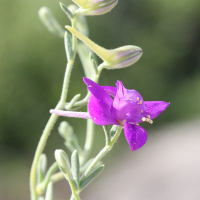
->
117, 120, 126, 125
141, 116, 153, 124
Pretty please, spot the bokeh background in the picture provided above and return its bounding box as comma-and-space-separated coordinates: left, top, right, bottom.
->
1, 0, 200, 199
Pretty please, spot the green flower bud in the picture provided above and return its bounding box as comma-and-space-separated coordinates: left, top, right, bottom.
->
55, 149, 71, 174
66, 26, 143, 69
58, 121, 74, 139
72, 0, 118, 16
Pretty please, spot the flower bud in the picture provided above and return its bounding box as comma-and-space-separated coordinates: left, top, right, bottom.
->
58, 121, 74, 139
55, 149, 71, 174
72, 0, 118, 16
66, 26, 143, 69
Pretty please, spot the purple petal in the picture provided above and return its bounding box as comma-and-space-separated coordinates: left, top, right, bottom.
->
88, 95, 119, 125
124, 121, 147, 151
101, 86, 116, 97
111, 81, 145, 122
112, 97, 142, 122
116, 80, 143, 102
144, 101, 170, 119
83, 77, 113, 107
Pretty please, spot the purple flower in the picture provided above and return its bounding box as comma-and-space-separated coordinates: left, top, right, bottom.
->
83, 77, 169, 151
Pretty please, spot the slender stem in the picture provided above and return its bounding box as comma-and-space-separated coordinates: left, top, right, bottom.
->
66, 62, 105, 109
81, 126, 122, 180
30, 17, 78, 200
72, 16, 77, 54
79, 63, 105, 165
70, 196, 75, 200
30, 111, 60, 200
103, 126, 111, 146
80, 119, 94, 165
67, 176, 81, 200
50, 172, 64, 183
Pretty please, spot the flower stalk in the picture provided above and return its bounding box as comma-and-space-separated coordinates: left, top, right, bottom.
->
81, 126, 123, 180
31, 0, 170, 199
30, 14, 78, 200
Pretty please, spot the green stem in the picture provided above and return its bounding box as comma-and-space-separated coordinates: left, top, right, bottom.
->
70, 196, 75, 200
80, 119, 94, 165
79, 63, 105, 165
81, 126, 123, 180
30, 16, 77, 200
103, 126, 111, 146
50, 172, 64, 183
67, 176, 81, 200
72, 16, 77, 55
66, 62, 105, 109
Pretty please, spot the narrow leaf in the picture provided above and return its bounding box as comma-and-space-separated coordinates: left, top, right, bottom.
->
80, 165, 104, 190
38, 7, 65, 38
64, 31, 73, 61
36, 162, 58, 195
37, 154, 47, 184
80, 158, 103, 173
71, 150, 80, 188
77, 43, 97, 79
45, 182, 53, 200
59, 2, 73, 20
110, 125, 118, 138
65, 94, 81, 110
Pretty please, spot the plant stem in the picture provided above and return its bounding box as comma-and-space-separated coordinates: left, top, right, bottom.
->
81, 126, 123, 180
30, 15, 77, 200
79, 63, 105, 165
67, 62, 105, 109
80, 118, 94, 165
50, 172, 64, 183
67, 176, 81, 200
103, 126, 111, 146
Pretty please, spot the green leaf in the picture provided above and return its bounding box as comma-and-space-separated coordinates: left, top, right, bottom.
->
80, 165, 104, 190
45, 182, 53, 200
37, 162, 58, 195
77, 44, 97, 79
59, 2, 73, 20
65, 94, 81, 110
64, 31, 73, 61
37, 154, 47, 184
71, 150, 80, 188
38, 7, 65, 38
80, 158, 103, 173
110, 125, 118, 138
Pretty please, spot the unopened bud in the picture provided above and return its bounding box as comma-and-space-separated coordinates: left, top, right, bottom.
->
55, 149, 71, 174
72, 0, 118, 16
66, 26, 143, 69
58, 121, 74, 139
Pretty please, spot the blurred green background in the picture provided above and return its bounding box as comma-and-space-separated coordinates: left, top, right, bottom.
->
0, 0, 200, 199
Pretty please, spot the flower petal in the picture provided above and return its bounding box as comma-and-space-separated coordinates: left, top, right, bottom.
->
112, 81, 145, 122
101, 86, 116, 97
88, 95, 119, 125
144, 101, 170, 119
83, 77, 113, 107
112, 97, 142, 122
124, 121, 147, 151
116, 80, 143, 102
